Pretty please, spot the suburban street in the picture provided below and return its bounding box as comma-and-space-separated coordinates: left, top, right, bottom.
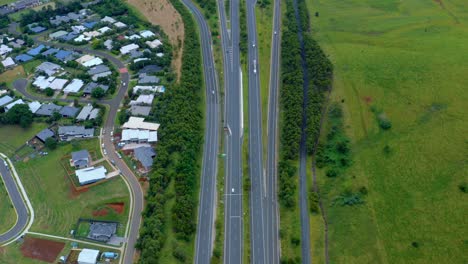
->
246, 0, 267, 263
264, 0, 282, 261
222, 0, 244, 262
179, 0, 221, 263
11, 35, 142, 264
0, 158, 28, 243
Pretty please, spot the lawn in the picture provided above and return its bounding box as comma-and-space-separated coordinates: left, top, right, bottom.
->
0, 123, 48, 157
307, 0, 468, 263
14, 138, 130, 237
0, 66, 26, 89
0, 177, 17, 235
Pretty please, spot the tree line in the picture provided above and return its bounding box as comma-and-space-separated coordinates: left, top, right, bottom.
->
136, 0, 203, 262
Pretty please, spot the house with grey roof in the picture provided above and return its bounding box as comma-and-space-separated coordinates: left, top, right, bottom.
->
138, 65, 162, 74
58, 126, 94, 141
129, 105, 151, 117
134, 146, 156, 172
76, 104, 93, 120
35, 128, 55, 143
88, 108, 100, 120
35, 103, 62, 116
36, 62, 62, 76
138, 73, 160, 84
59, 106, 80, 118
71, 149, 90, 168
83, 82, 109, 95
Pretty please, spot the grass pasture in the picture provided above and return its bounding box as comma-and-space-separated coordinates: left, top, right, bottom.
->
14, 138, 130, 237
307, 0, 468, 263
0, 123, 47, 157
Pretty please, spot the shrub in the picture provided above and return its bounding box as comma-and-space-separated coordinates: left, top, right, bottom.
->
309, 191, 319, 213
458, 182, 467, 193
291, 236, 300, 247
326, 169, 338, 178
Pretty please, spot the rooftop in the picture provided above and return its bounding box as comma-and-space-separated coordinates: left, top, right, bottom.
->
122, 117, 160, 131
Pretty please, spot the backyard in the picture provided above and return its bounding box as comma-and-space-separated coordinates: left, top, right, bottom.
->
14, 138, 130, 237
307, 0, 468, 263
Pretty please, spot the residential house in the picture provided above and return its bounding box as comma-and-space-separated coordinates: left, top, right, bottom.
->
71, 149, 90, 168
88, 108, 99, 120
49, 30, 68, 39
36, 62, 62, 76
32, 76, 54, 90
5, 99, 24, 112
98, 26, 112, 34
122, 116, 160, 131
0, 44, 12, 57
15, 54, 33, 62
58, 125, 94, 141
41, 48, 59, 56
72, 25, 86, 34
133, 85, 165, 94
76, 104, 93, 120
35, 103, 62, 116
63, 79, 84, 94
120, 44, 139, 55
87, 65, 111, 81
103, 39, 113, 50
28, 101, 41, 113
26, 44, 45, 56
35, 128, 55, 143
145, 39, 162, 49
138, 64, 162, 74
101, 16, 116, 24
134, 146, 156, 173
82, 82, 108, 95
55, 50, 75, 61
83, 21, 97, 29
113, 21, 127, 29
76, 166, 106, 185
77, 249, 99, 264
49, 78, 68, 90
0, 95, 13, 107
129, 105, 151, 117
129, 94, 154, 106
59, 106, 79, 118
1, 57, 15, 68
138, 73, 159, 84
140, 30, 155, 38
121, 129, 157, 143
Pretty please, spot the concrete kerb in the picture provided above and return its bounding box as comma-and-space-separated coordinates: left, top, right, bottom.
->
0, 153, 35, 247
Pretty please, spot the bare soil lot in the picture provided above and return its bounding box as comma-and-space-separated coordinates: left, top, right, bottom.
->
20, 236, 65, 263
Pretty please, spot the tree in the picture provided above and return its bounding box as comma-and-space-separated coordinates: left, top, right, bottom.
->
44, 137, 57, 150
6, 104, 33, 128
91, 87, 105, 99
45, 87, 54, 96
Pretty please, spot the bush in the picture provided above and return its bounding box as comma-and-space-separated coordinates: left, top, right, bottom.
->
291, 236, 300, 247
45, 87, 54, 96
458, 182, 467, 193
45, 137, 57, 150
309, 191, 319, 213
326, 169, 338, 178
378, 118, 392, 130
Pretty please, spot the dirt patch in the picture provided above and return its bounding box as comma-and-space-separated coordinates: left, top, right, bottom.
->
107, 202, 125, 214
68, 182, 88, 199
127, 0, 184, 80
363, 96, 372, 104
20, 236, 65, 263
92, 208, 109, 216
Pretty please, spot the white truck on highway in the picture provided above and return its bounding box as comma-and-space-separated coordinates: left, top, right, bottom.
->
253, 59, 257, 74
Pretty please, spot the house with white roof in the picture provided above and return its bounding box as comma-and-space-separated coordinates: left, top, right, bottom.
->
129, 94, 154, 106
82, 57, 103, 67
104, 39, 113, 50
63, 79, 84, 93
78, 248, 99, 264
145, 39, 162, 49
0, 44, 12, 57
98, 26, 111, 34
101, 16, 116, 24
71, 25, 86, 34
0, 95, 13, 107
5, 99, 25, 112
74, 34, 92, 42
140, 30, 155, 38
122, 116, 160, 131
33, 76, 54, 90
121, 129, 157, 143
126, 34, 141, 40
76, 54, 94, 64
76, 166, 107, 185
133, 85, 165, 94
120, 44, 139, 55
114, 21, 127, 28
1, 57, 15, 68
49, 78, 68, 90
84, 31, 101, 38
28, 101, 41, 113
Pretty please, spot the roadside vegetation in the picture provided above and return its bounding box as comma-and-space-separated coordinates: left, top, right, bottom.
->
307, 0, 468, 263
136, 0, 203, 262
0, 177, 17, 235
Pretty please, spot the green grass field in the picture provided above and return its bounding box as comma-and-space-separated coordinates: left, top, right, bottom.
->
14, 138, 130, 237
0, 123, 48, 157
0, 178, 17, 235
306, 0, 468, 263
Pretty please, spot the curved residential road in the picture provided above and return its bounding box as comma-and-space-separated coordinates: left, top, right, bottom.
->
179, 0, 221, 263
0, 158, 28, 244
13, 39, 142, 264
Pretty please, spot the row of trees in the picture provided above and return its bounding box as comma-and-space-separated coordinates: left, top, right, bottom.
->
137, 0, 203, 262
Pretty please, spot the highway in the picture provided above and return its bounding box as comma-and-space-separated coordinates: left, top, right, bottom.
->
12, 35, 142, 264
245, 0, 268, 263
0, 159, 28, 244
179, 0, 221, 263
221, 0, 244, 262
264, 0, 282, 261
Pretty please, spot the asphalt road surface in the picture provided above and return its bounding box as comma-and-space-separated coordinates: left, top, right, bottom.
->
222, 0, 244, 262
179, 0, 221, 263
14, 37, 142, 264
246, 0, 268, 263
264, 0, 282, 261
0, 159, 28, 243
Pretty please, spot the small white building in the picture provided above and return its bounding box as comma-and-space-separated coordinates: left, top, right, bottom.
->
120, 44, 139, 55
113, 21, 127, 28
98, 26, 111, 34
76, 166, 107, 185
101, 16, 116, 24
5, 99, 25, 112
78, 248, 99, 264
